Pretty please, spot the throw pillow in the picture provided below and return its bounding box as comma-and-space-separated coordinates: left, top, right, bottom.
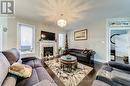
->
9, 63, 32, 78
0, 53, 10, 86
83, 50, 88, 54
81, 48, 88, 54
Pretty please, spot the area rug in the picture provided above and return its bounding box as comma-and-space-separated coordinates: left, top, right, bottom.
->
45, 59, 93, 86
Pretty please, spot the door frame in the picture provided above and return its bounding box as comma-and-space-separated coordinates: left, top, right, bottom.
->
106, 19, 130, 62
0, 25, 3, 51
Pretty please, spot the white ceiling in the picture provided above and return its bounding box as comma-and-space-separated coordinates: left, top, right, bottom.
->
15, 0, 130, 29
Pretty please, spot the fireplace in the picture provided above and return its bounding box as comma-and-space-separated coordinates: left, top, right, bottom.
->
40, 41, 57, 59
43, 47, 53, 57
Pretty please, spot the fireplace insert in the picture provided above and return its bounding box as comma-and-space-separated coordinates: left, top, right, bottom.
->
43, 47, 53, 57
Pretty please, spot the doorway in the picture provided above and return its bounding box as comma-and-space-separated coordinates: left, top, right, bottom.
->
110, 29, 130, 64
107, 18, 130, 64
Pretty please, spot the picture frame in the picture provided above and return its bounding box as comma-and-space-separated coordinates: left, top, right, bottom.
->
74, 29, 88, 41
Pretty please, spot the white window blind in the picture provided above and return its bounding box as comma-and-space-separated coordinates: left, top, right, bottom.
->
58, 33, 65, 49
18, 24, 35, 53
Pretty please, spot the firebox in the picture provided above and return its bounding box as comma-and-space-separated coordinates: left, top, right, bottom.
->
43, 47, 53, 57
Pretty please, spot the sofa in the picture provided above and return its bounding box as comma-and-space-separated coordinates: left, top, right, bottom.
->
92, 61, 130, 86
63, 49, 96, 65
0, 48, 57, 86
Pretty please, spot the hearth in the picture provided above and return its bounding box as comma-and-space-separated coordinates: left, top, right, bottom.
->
43, 47, 53, 57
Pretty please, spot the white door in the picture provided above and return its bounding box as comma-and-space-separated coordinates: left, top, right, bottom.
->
115, 34, 128, 57
0, 25, 3, 51
127, 31, 130, 63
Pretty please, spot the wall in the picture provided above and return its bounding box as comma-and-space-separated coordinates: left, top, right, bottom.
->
4, 17, 65, 58
0, 17, 8, 50
67, 19, 107, 62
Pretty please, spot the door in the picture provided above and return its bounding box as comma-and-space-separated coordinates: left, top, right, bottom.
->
128, 31, 130, 63
0, 25, 3, 51
115, 34, 128, 57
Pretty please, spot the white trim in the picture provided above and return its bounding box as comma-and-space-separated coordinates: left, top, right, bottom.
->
0, 25, 3, 51
106, 18, 130, 62
17, 23, 35, 54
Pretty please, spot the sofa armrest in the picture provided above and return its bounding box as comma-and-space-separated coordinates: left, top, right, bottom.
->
2, 74, 17, 86
21, 57, 37, 62
108, 61, 130, 71
87, 51, 95, 58
89, 51, 96, 65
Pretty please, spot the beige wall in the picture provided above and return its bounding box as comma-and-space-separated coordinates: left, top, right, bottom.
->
4, 17, 65, 57
67, 19, 108, 62
0, 17, 8, 50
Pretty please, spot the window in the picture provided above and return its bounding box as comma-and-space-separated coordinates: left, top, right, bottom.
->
18, 24, 35, 53
58, 33, 65, 49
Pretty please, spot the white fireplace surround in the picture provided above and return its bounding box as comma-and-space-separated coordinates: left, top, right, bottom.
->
40, 40, 57, 58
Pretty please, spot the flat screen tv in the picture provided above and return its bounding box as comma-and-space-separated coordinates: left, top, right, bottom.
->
41, 31, 55, 41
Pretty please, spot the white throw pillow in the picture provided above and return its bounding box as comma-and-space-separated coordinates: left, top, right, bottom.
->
0, 53, 10, 86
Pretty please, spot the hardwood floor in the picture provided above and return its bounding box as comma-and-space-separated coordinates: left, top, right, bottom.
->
43, 61, 103, 86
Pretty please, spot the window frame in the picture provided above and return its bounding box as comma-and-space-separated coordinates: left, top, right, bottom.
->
58, 33, 65, 49
17, 23, 35, 54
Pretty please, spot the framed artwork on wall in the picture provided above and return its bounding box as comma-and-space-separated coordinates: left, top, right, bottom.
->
74, 29, 88, 41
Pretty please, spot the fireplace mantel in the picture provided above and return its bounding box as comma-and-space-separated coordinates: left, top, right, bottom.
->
40, 40, 57, 58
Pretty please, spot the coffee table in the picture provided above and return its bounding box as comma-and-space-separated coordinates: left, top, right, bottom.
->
60, 55, 77, 72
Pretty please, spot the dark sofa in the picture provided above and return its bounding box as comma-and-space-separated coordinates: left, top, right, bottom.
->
92, 61, 130, 86
63, 49, 96, 65
1, 48, 57, 86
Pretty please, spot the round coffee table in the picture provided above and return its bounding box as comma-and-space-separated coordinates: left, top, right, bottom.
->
60, 55, 77, 72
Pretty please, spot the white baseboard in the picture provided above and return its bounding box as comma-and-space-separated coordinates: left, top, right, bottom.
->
94, 58, 108, 63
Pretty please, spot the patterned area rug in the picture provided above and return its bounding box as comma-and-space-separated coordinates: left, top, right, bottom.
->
45, 59, 93, 86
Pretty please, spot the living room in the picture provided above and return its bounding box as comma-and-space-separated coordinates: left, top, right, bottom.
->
0, 0, 130, 86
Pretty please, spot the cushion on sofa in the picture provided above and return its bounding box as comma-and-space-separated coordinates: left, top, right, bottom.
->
35, 67, 54, 83
33, 80, 57, 86
111, 70, 130, 86
17, 67, 55, 86
24, 59, 43, 68
101, 64, 113, 72
2, 48, 20, 64
0, 53, 10, 86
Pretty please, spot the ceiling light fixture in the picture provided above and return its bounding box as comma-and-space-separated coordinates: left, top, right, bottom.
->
57, 14, 67, 27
